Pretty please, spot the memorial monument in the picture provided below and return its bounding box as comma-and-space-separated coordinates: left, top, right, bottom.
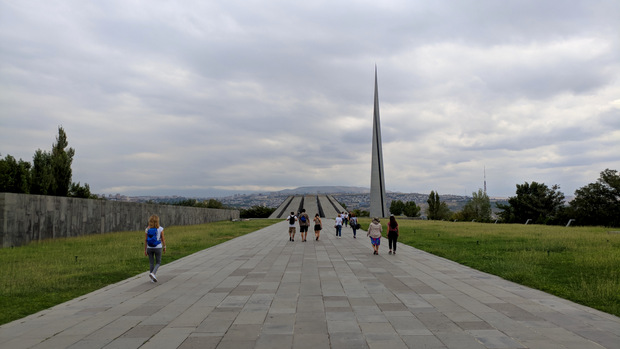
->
369, 66, 387, 218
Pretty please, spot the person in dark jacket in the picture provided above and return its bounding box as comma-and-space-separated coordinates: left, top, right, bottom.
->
298, 209, 310, 242
388, 214, 399, 255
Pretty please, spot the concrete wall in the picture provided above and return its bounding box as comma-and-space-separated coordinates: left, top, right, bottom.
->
0, 193, 239, 248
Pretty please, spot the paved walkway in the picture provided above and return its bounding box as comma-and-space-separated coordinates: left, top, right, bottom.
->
1, 221, 618, 349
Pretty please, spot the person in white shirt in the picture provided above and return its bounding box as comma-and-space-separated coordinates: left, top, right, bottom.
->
144, 214, 166, 282
286, 212, 297, 241
335, 214, 343, 238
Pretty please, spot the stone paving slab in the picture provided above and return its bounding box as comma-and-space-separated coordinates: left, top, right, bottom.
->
1, 221, 618, 349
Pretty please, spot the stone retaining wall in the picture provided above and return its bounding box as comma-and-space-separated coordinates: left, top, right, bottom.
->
0, 193, 239, 248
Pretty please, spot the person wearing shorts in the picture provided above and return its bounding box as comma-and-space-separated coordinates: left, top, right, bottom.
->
286, 212, 297, 241
367, 217, 383, 255
313, 213, 322, 241
298, 209, 310, 242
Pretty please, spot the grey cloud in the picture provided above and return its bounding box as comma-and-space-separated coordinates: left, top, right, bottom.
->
2, 0, 619, 198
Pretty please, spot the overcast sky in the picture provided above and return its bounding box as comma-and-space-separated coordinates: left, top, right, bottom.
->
1, 0, 619, 198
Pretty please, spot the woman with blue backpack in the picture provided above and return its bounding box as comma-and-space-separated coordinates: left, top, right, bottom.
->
145, 214, 166, 282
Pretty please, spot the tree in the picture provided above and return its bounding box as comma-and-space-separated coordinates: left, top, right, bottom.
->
495, 202, 514, 223
204, 199, 224, 209
569, 169, 620, 227
0, 154, 31, 193
173, 198, 225, 209
240, 205, 276, 218
50, 127, 75, 196
601, 168, 620, 200
426, 191, 452, 220
389, 200, 405, 216
31, 149, 53, 195
69, 182, 95, 199
438, 202, 452, 220
458, 189, 491, 222
497, 182, 565, 224
1, 128, 91, 198
351, 209, 369, 217
174, 199, 199, 207
427, 191, 439, 218
402, 201, 421, 217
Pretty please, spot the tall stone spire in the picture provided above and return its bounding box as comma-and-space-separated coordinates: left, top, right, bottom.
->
370, 65, 387, 218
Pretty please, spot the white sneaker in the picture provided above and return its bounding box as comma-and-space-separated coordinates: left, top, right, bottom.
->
149, 273, 157, 282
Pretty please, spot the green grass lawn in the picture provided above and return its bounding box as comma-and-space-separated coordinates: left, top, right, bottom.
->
0, 219, 279, 325
358, 218, 620, 317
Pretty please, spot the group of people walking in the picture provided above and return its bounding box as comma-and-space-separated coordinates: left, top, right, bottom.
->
286, 209, 324, 241
333, 211, 363, 238
285, 211, 400, 256
367, 215, 399, 255
143, 211, 401, 284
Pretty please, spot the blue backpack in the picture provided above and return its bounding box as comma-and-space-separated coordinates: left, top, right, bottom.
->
146, 228, 160, 247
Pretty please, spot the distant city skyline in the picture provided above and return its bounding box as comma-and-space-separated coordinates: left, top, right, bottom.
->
100, 183, 560, 202
113, 189, 510, 216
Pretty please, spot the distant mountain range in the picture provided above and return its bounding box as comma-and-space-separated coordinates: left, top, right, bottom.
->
119, 185, 509, 198
117, 185, 510, 211
118, 185, 372, 198
276, 186, 370, 195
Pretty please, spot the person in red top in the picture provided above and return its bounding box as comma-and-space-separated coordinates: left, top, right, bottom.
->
388, 214, 399, 255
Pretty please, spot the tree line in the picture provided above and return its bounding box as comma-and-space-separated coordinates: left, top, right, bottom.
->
170, 198, 276, 219
0, 127, 95, 198
498, 169, 619, 227
147, 168, 620, 226
406, 169, 618, 227
388, 189, 495, 221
